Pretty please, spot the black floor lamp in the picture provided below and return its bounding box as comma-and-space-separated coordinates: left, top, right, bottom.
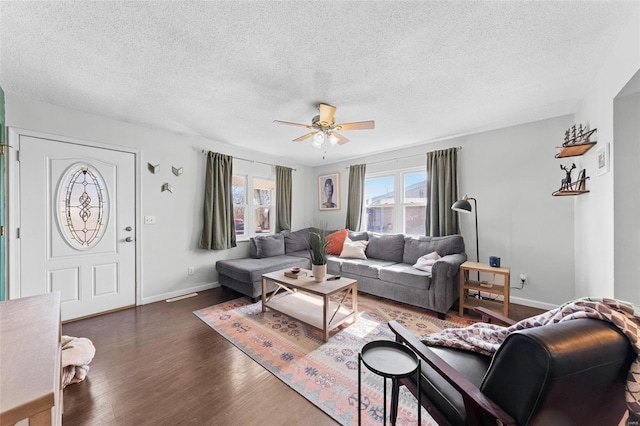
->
451, 195, 479, 280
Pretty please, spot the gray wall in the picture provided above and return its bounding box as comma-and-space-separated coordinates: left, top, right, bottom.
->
314, 116, 574, 310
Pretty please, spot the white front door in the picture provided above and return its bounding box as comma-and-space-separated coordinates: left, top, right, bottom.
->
18, 135, 136, 321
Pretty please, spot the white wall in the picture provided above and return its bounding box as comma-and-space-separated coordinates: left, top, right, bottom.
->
314, 116, 574, 309
614, 88, 640, 303
6, 95, 314, 303
574, 10, 640, 299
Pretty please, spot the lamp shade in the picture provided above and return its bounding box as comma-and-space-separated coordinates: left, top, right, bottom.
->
451, 199, 472, 213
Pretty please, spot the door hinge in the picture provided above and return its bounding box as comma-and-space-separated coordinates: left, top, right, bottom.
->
16, 150, 20, 162
0, 226, 3, 237
16, 228, 20, 239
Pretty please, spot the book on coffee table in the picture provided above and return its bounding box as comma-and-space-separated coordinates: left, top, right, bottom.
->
284, 271, 307, 279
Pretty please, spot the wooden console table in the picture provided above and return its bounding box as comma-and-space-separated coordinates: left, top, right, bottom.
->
0, 292, 62, 425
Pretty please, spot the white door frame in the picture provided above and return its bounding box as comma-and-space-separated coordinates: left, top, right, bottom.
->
7, 127, 142, 308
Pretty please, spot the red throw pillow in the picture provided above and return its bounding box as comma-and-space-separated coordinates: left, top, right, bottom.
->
325, 229, 349, 255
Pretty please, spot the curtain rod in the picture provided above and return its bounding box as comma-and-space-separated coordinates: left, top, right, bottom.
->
345, 146, 462, 169
201, 150, 297, 171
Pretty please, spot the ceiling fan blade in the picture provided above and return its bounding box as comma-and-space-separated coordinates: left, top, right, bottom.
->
335, 120, 375, 131
292, 132, 316, 142
334, 132, 350, 145
274, 120, 313, 129
318, 103, 336, 125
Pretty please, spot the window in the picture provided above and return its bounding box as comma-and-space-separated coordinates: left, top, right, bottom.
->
233, 174, 275, 238
253, 177, 274, 234
364, 168, 426, 235
232, 175, 247, 236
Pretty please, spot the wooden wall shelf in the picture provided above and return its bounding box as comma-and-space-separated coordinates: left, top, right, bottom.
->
552, 190, 590, 196
555, 141, 597, 158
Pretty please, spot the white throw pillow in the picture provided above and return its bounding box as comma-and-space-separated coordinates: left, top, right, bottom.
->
340, 238, 369, 259
413, 251, 441, 272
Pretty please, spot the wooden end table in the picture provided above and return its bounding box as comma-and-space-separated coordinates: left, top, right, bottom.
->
459, 261, 511, 317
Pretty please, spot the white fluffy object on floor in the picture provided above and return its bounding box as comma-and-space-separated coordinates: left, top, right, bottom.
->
61, 335, 96, 388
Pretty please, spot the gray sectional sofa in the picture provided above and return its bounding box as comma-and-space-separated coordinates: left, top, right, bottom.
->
215, 228, 467, 318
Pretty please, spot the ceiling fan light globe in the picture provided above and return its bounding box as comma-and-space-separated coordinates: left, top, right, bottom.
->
328, 134, 339, 146
312, 131, 325, 148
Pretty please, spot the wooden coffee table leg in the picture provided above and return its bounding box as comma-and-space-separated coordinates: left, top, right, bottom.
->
262, 277, 267, 312
353, 283, 358, 322
323, 294, 330, 342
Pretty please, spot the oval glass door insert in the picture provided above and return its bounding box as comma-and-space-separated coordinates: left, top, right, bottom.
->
57, 163, 109, 250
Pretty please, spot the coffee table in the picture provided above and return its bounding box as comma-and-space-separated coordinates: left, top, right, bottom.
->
261, 269, 358, 342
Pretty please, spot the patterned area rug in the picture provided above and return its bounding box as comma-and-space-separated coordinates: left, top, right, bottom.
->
194, 294, 466, 425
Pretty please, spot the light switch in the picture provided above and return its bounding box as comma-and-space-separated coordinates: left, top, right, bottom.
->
144, 216, 156, 225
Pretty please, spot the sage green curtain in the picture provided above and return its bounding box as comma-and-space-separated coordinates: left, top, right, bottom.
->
199, 152, 236, 250
345, 164, 367, 231
276, 165, 292, 232
426, 148, 459, 236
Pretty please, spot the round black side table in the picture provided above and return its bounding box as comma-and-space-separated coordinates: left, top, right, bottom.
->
358, 340, 421, 425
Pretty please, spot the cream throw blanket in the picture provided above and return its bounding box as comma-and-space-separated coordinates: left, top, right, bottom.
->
422, 298, 640, 424
61, 335, 96, 388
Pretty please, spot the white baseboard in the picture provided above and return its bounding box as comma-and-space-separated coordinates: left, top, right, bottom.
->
509, 295, 558, 311
140, 282, 220, 305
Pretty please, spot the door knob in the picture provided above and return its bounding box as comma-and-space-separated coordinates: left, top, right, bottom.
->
125, 236, 134, 242
125, 226, 133, 231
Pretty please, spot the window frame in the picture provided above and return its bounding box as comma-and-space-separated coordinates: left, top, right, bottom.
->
232, 171, 276, 240
363, 166, 426, 235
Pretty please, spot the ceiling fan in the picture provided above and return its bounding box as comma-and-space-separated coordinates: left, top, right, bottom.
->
274, 103, 375, 148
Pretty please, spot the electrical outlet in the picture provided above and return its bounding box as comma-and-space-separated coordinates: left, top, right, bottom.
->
520, 273, 527, 284
144, 215, 156, 225
188, 267, 195, 276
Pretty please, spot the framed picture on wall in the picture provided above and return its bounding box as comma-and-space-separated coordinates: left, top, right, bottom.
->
596, 143, 609, 176
318, 173, 340, 210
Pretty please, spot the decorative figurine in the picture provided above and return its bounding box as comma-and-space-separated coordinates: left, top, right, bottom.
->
560, 163, 576, 191
577, 124, 584, 141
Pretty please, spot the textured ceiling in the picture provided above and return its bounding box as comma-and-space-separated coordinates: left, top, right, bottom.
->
1, 1, 638, 166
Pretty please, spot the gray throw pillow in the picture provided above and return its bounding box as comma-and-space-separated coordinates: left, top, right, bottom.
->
254, 234, 285, 258
348, 231, 369, 241
283, 228, 312, 253
365, 233, 405, 263
403, 235, 465, 264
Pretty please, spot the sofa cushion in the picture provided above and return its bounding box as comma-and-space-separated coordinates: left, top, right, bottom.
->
340, 238, 369, 259
379, 263, 433, 290
216, 255, 307, 284
254, 234, 285, 258
403, 235, 465, 265
327, 255, 342, 274
326, 229, 349, 255
287, 250, 311, 261
341, 258, 398, 279
348, 231, 369, 241
366, 233, 405, 263
283, 228, 311, 253
249, 238, 258, 258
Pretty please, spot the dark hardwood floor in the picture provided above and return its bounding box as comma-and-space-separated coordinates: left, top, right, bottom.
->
61, 287, 545, 425
62, 287, 337, 425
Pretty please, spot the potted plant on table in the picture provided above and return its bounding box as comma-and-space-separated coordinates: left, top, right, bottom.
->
309, 230, 328, 282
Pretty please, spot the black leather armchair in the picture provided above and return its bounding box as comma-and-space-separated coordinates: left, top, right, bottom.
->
388, 309, 634, 425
